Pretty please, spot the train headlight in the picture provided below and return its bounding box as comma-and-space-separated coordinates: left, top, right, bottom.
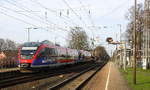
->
20, 63, 30, 68
18, 65, 20, 67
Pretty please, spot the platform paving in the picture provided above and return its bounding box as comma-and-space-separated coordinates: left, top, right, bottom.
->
82, 62, 130, 90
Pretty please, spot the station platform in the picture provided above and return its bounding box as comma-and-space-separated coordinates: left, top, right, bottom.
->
82, 61, 130, 90
0, 67, 19, 73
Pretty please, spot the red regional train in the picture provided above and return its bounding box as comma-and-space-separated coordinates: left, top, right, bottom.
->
18, 40, 92, 72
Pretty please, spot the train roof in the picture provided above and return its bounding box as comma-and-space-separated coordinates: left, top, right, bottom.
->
22, 40, 54, 47
20, 40, 90, 54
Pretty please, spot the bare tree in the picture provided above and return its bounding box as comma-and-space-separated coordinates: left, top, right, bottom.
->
67, 27, 90, 50
0, 39, 5, 51
6, 39, 16, 50
125, 3, 144, 67
125, 3, 144, 49
0, 38, 18, 68
0, 38, 17, 51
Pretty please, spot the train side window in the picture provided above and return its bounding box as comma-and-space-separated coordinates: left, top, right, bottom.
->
49, 48, 56, 56
54, 48, 58, 56
43, 48, 58, 57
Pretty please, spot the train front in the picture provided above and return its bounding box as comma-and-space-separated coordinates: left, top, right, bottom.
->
18, 42, 39, 72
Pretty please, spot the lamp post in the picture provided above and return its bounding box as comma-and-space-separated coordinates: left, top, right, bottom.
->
26, 27, 38, 42
117, 24, 123, 68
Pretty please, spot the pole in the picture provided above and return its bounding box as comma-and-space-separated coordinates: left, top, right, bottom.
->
27, 28, 30, 42
147, 1, 150, 70
120, 25, 122, 68
26, 27, 38, 42
115, 34, 118, 50
133, 0, 137, 84
144, 1, 148, 69
123, 42, 127, 71
55, 36, 56, 45
118, 24, 122, 68
119, 24, 122, 42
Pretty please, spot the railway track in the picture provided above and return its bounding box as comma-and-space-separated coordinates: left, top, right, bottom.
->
31, 62, 106, 90
0, 70, 23, 80
47, 62, 106, 90
0, 62, 96, 89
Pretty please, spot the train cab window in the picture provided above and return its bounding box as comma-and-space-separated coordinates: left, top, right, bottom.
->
20, 49, 37, 59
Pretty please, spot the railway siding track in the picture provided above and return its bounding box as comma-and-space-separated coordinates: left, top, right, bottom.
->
0, 69, 75, 89
1, 62, 96, 89
0, 70, 22, 80
48, 62, 106, 90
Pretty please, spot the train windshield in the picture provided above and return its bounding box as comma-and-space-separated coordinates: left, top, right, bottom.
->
21, 50, 36, 55
20, 47, 37, 59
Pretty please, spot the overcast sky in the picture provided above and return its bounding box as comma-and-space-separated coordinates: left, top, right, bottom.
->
0, 0, 145, 55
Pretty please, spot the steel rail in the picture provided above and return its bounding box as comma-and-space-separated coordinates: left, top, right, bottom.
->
48, 62, 106, 90
75, 62, 106, 90
0, 62, 94, 89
